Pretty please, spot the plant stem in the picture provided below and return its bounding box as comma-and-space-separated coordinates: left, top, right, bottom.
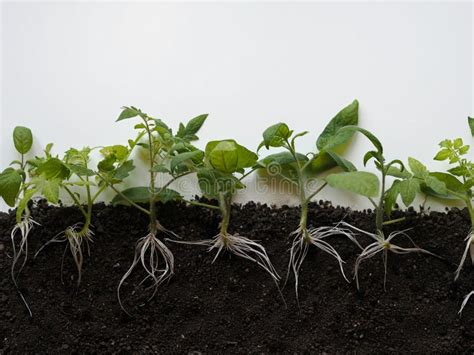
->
305, 182, 327, 204
142, 118, 158, 235
382, 217, 405, 226
375, 169, 386, 236
218, 193, 231, 237
185, 200, 220, 210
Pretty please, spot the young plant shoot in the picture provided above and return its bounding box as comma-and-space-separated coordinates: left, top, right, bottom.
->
0, 126, 38, 315
174, 139, 280, 284
112, 106, 208, 315
325, 126, 446, 290
34, 144, 133, 287
427, 125, 473, 313
258, 100, 362, 298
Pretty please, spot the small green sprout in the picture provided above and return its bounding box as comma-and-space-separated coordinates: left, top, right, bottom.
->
112, 106, 207, 315
34, 144, 133, 287
326, 126, 445, 290
427, 133, 474, 313
0, 126, 37, 316
258, 100, 362, 299
172, 139, 280, 285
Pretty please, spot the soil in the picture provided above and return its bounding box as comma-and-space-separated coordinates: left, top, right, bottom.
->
1, 199, 474, 353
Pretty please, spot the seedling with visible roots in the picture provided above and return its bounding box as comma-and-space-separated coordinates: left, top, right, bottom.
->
111, 106, 208, 315
34, 144, 134, 287
326, 126, 446, 290
172, 139, 280, 286
258, 100, 363, 299
427, 120, 474, 313
0, 126, 40, 316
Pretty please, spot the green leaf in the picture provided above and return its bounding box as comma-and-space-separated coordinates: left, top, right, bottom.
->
0, 168, 22, 207
325, 171, 379, 198
114, 160, 135, 180
112, 187, 150, 205
206, 140, 257, 174
398, 178, 419, 206
430, 172, 465, 194
384, 180, 400, 216
67, 164, 95, 176
424, 175, 448, 196
469, 117, 474, 136
42, 178, 60, 204
197, 168, 244, 198
150, 164, 170, 173
325, 151, 357, 172
16, 188, 37, 222
37, 158, 70, 180
181, 114, 208, 138
316, 99, 359, 151
97, 156, 116, 172
261, 123, 291, 150
258, 151, 308, 167
434, 149, 451, 161
408, 157, 428, 179
155, 188, 181, 203
386, 166, 412, 179
170, 150, 204, 172
13, 126, 33, 154
100, 145, 129, 162
337, 126, 383, 154
117, 106, 141, 121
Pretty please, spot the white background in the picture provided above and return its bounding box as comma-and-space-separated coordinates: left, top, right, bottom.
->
1, 1, 473, 211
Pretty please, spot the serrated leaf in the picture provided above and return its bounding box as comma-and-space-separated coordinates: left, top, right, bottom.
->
197, 168, 244, 198
408, 157, 428, 179
0, 168, 22, 207
325, 171, 379, 198
13, 126, 33, 154
67, 164, 95, 176
316, 99, 359, 151
424, 175, 448, 196
181, 114, 208, 139
151, 164, 170, 173
37, 158, 70, 180
258, 151, 308, 167
429, 172, 465, 194
434, 149, 451, 161
386, 165, 412, 179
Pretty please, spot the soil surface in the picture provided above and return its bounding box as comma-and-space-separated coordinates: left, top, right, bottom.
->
1, 199, 474, 353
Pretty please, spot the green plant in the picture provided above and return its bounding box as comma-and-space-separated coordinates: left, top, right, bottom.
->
34, 144, 133, 287
427, 128, 474, 313
325, 126, 445, 290
0, 126, 38, 315
172, 139, 280, 284
258, 100, 362, 298
112, 106, 208, 315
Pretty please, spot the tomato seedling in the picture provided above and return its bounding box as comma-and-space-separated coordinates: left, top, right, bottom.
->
0, 126, 39, 315
112, 106, 207, 315
172, 139, 280, 285
258, 100, 362, 299
325, 126, 445, 290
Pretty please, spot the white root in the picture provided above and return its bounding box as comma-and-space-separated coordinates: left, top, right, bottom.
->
454, 230, 474, 281
10, 216, 39, 317
117, 231, 174, 316
339, 222, 437, 291
170, 232, 280, 284
287, 225, 362, 301
34, 223, 94, 287
459, 291, 474, 315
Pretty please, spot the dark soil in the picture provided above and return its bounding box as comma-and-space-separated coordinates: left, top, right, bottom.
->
1, 200, 474, 353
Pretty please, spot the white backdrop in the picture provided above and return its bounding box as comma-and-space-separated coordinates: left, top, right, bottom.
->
1, 1, 473, 211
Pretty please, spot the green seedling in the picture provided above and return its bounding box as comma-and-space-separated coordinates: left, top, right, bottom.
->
171, 139, 280, 285
34, 144, 133, 287
0, 126, 38, 315
112, 106, 207, 315
426, 124, 473, 313
326, 126, 445, 290
258, 100, 362, 299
